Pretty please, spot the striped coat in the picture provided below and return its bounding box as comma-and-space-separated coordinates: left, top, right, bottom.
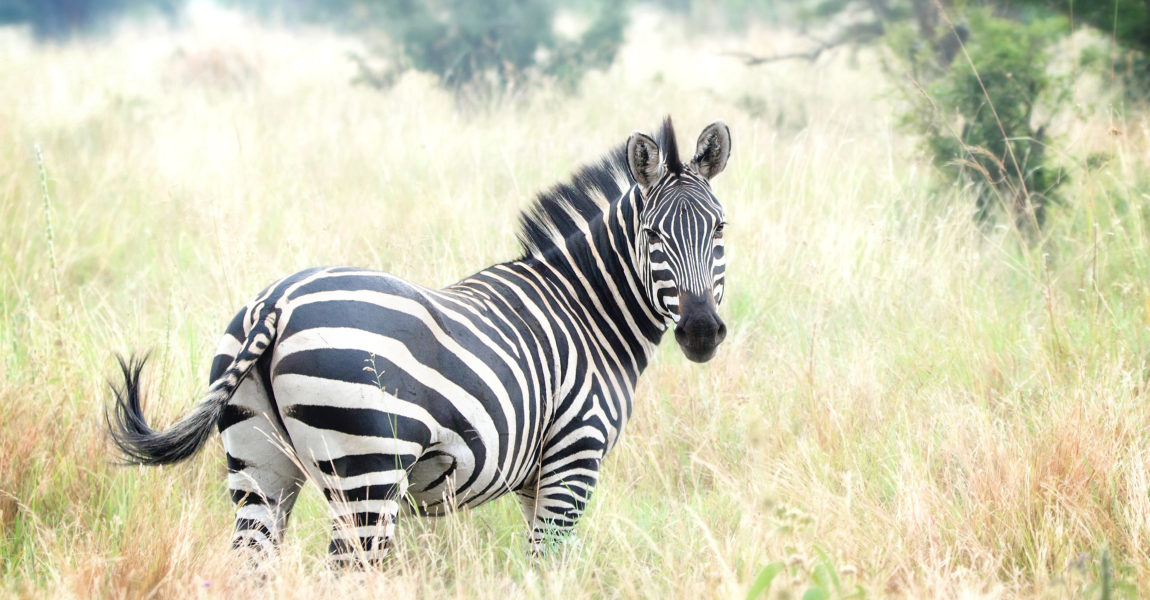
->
108, 117, 732, 564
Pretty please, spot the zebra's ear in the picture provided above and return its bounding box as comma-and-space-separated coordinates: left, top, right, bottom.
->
626, 131, 665, 190
692, 120, 731, 180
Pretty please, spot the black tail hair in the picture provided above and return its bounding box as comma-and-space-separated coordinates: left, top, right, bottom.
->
106, 354, 225, 465
107, 306, 277, 466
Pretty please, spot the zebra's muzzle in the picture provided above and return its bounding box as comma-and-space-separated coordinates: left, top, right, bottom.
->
673, 291, 726, 363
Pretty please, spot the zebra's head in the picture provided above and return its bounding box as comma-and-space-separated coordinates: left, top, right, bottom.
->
626, 119, 731, 363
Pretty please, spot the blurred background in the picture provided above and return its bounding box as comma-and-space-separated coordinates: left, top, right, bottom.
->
3, 0, 1147, 226
3, 1, 1150, 598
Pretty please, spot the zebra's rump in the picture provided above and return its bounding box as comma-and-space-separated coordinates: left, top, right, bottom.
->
233, 266, 548, 509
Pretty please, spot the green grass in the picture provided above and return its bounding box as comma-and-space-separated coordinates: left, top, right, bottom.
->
1, 9, 1150, 599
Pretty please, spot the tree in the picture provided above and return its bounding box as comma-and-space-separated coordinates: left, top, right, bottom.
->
731, 0, 1088, 229
893, 7, 1069, 228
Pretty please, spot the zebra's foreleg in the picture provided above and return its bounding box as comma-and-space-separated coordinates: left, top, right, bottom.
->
518, 456, 602, 555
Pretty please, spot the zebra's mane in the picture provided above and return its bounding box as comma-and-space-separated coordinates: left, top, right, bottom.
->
517, 117, 682, 258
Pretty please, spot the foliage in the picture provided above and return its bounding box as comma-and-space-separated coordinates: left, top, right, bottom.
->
0, 0, 178, 39
1031, 0, 1150, 54
316, 0, 630, 100
1061, 0, 1150, 105
1003, 0, 1150, 105
777, 1, 1150, 226
891, 7, 1069, 227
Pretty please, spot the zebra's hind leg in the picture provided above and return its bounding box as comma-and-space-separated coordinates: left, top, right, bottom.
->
274, 371, 429, 568
220, 376, 306, 564
319, 453, 415, 569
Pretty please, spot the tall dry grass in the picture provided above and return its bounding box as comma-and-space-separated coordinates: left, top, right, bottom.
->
1, 7, 1149, 598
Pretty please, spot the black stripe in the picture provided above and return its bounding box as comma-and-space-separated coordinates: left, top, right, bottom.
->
234, 518, 273, 538
225, 452, 249, 473
328, 535, 388, 555
314, 452, 413, 478
217, 404, 257, 433
230, 488, 266, 505
333, 512, 389, 529
325, 484, 402, 503
283, 404, 432, 445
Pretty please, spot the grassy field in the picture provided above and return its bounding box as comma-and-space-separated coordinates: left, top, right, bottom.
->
2, 7, 1150, 598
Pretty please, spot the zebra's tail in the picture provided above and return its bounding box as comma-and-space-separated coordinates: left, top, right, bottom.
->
107, 308, 278, 466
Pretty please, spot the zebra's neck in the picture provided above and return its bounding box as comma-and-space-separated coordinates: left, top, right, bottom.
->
522, 186, 665, 387
443, 186, 665, 439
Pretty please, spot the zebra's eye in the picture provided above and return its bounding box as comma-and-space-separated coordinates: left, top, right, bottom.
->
645, 229, 663, 244
714, 222, 726, 237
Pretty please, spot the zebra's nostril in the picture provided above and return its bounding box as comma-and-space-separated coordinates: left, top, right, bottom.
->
676, 311, 724, 341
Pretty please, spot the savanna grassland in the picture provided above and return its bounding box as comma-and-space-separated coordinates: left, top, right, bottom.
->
2, 6, 1150, 598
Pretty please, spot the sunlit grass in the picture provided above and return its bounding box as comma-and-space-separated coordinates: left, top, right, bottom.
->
1, 7, 1149, 598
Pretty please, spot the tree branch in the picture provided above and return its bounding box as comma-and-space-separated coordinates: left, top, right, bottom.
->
724, 21, 885, 67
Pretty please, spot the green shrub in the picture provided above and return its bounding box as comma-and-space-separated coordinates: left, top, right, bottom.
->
892, 8, 1069, 229
343, 0, 628, 101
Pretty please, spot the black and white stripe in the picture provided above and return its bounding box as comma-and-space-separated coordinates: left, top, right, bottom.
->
107, 117, 732, 565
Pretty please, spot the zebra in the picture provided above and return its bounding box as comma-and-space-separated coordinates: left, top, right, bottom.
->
107, 116, 732, 566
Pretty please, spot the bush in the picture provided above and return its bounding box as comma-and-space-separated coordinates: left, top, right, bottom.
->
788, 0, 1147, 229
891, 8, 1069, 229
340, 0, 628, 101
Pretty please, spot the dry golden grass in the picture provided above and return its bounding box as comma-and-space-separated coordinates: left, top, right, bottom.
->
2, 7, 1149, 598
